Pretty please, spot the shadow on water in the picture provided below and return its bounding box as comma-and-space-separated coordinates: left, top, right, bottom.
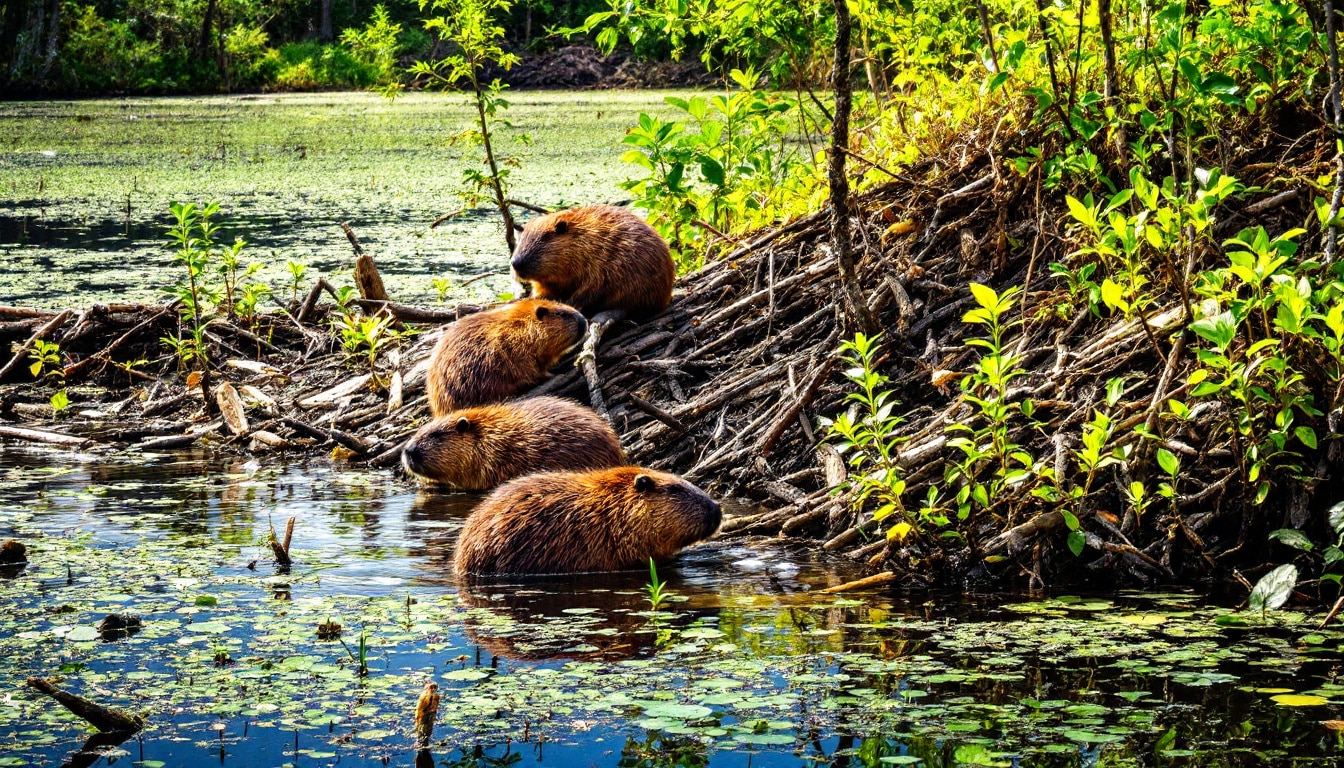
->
1, 446, 1343, 767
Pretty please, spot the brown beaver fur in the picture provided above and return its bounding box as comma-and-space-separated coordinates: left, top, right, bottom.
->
509, 205, 674, 321
402, 396, 624, 491
453, 467, 721, 576
425, 299, 587, 416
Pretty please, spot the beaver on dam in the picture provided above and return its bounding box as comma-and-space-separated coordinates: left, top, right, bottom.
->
425, 299, 587, 416
401, 396, 624, 491
509, 205, 675, 321
453, 467, 721, 576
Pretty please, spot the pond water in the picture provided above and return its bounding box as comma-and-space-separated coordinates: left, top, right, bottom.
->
1, 446, 1343, 767
0, 91, 684, 309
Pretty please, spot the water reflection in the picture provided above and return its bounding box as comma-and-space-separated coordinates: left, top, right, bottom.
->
3, 447, 1344, 768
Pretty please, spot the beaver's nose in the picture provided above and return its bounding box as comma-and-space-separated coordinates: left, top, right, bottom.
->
706, 501, 722, 530
402, 444, 424, 471
510, 252, 532, 275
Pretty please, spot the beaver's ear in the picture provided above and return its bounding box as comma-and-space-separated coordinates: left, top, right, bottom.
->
634, 474, 655, 493
535, 305, 550, 319
554, 220, 569, 235
455, 417, 471, 433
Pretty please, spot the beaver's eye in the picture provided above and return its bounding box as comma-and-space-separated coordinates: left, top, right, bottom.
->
634, 474, 655, 493
455, 417, 470, 433
554, 220, 569, 235
535, 305, 550, 319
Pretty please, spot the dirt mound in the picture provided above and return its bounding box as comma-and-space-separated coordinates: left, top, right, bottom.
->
496, 44, 720, 90
504, 45, 615, 89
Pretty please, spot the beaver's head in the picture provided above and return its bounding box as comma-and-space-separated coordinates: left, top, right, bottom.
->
401, 411, 490, 488
504, 298, 587, 358
510, 208, 593, 283
624, 468, 722, 548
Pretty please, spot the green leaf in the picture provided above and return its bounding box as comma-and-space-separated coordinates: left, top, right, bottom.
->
1189, 311, 1237, 351
1099, 279, 1128, 313
1295, 426, 1317, 450
66, 625, 100, 642
1156, 448, 1180, 476
1248, 563, 1298, 610
1268, 528, 1313, 552
1067, 530, 1086, 557
443, 668, 491, 681
968, 282, 999, 311
50, 390, 69, 412
1328, 502, 1344, 535
699, 157, 725, 186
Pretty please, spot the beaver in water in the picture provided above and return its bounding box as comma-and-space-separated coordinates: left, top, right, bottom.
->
402, 396, 624, 491
425, 299, 587, 416
453, 467, 721, 576
509, 205, 675, 321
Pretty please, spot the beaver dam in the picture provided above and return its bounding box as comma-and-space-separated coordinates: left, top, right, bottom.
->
1, 112, 1341, 595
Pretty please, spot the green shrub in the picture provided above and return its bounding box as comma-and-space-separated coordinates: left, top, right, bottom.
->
224, 24, 279, 89
339, 4, 404, 85
56, 3, 162, 93
272, 42, 380, 90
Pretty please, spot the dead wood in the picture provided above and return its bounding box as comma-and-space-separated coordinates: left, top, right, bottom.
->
25, 677, 144, 733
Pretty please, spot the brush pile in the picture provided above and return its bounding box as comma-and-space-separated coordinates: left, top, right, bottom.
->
1, 118, 1337, 589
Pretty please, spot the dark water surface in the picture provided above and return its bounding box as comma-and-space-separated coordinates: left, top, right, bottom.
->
1, 447, 1343, 767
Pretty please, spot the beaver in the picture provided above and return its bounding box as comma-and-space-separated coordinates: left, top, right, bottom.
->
453, 467, 721, 576
425, 299, 587, 416
509, 205, 675, 321
402, 396, 624, 491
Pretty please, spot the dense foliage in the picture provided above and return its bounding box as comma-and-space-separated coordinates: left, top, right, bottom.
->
0, 0, 606, 94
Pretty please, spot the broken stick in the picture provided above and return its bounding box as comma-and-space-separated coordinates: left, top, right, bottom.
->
26, 677, 144, 733
576, 310, 625, 422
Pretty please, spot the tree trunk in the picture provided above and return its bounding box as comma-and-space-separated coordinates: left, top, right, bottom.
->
37, 0, 58, 83
198, 0, 217, 53
828, 0, 877, 336
320, 0, 332, 42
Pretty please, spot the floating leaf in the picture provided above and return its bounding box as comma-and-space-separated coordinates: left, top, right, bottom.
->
1270, 694, 1328, 707
1248, 564, 1298, 610
66, 626, 99, 643
443, 669, 491, 681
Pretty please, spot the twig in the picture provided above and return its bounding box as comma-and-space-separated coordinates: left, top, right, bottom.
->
577, 310, 625, 422
760, 353, 839, 456
505, 198, 551, 215
819, 571, 897, 593
269, 516, 295, 566
0, 309, 72, 381
0, 425, 88, 447
430, 209, 466, 229
625, 392, 687, 432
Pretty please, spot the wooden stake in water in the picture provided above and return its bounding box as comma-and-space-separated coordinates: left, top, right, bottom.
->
414, 682, 440, 746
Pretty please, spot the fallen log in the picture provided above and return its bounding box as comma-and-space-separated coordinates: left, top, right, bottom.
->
25, 677, 144, 733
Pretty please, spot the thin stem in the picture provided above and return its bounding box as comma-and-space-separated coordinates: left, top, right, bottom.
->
1325, 0, 1343, 262
469, 61, 517, 253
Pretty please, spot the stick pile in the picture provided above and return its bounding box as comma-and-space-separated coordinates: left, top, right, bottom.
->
0, 124, 1334, 587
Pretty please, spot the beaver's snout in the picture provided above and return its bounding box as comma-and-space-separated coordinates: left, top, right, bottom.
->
402, 444, 425, 473
510, 250, 536, 278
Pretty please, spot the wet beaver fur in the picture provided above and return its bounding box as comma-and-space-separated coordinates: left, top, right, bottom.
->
402, 396, 624, 491
453, 467, 721, 576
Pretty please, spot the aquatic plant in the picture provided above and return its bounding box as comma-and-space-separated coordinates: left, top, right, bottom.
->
26, 339, 69, 416
644, 558, 673, 610
824, 333, 914, 540
402, 0, 527, 253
